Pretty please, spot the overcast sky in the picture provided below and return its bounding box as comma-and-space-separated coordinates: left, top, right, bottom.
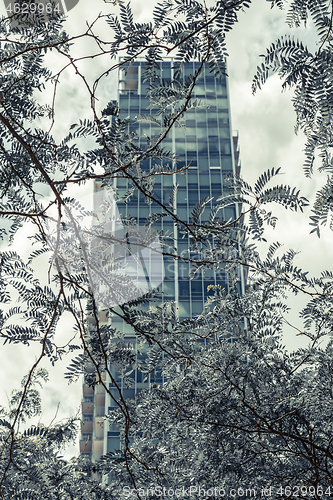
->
0, 0, 332, 460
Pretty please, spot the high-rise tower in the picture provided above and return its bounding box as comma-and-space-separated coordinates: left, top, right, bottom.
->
80, 60, 244, 462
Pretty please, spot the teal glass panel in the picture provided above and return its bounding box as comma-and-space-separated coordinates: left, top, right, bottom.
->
128, 208, 138, 217
165, 259, 176, 278
222, 157, 232, 170
191, 280, 202, 296
177, 174, 186, 187
188, 171, 198, 183
197, 142, 209, 154
217, 97, 228, 109
224, 207, 235, 220
139, 206, 149, 218
200, 188, 210, 199
163, 176, 173, 187
130, 96, 139, 107
110, 388, 121, 406
198, 157, 208, 170
219, 128, 230, 139
209, 142, 220, 153
163, 281, 175, 296
177, 189, 187, 203
179, 281, 189, 297
123, 389, 135, 400
199, 172, 210, 187
210, 171, 222, 183
192, 301, 203, 314
178, 301, 190, 317
178, 207, 187, 220
178, 262, 189, 280
107, 437, 120, 452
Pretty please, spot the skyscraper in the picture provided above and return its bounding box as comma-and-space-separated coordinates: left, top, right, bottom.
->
80, 59, 244, 462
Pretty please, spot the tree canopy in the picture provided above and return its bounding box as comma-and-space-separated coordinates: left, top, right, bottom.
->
1, 0, 333, 499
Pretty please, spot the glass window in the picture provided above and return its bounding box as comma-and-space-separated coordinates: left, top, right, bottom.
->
107, 437, 120, 451
162, 66, 171, 79
191, 280, 202, 296
177, 188, 187, 204
177, 174, 187, 187
188, 190, 199, 204
119, 95, 129, 107
130, 96, 139, 107
219, 112, 229, 124
165, 260, 176, 278
221, 142, 231, 155
216, 84, 227, 97
123, 389, 135, 400
163, 281, 175, 296
140, 123, 150, 135
186, 142, 197, 154
210, 171, 221, 184
219, 128, 230, 139
179, 281, 189, 297
108, 431, 120, 438
163, 176, 173, 187
206, 97, 216, 107
139, 206, 149, 218
185, 65, 194, 77
178, 301, 190, 317
175, 127, 186, 139
209, 142, 220, 153
198, 158, 208, 170
192, 301, 203, 314
205, 83, 216, 93
200, 189, 210, 199
110, 388, 121, 406
128, 207, 138, 217
178, 242, 189, 254
178, 207, 187, 220
217, 98, 228, 109
175, 141, 185, 154
199, 172, 210, 186
140, 97, 149, 108
186, 120, 196, 127
224, 207, 236, 221
222, 158, 232, 170
196, 128, 207, 140
186, 127, 196, 136
163, 140, 172, 151
197, 142, 209, 154
194, 84, 206, 95
204, 268, 215, 278
187, 158, 197, 167
211, 187, 222, 201
178, 261, 189, 280
137, 369, 145, 384
188, 171, 198, 183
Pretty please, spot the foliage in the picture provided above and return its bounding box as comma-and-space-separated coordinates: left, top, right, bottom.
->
0, 0, 332, 499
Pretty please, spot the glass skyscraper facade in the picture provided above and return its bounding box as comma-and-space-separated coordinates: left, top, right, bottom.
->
80, 59, 244, 462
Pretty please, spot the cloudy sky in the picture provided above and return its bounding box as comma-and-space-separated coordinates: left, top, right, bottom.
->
0, 0, 332, 459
